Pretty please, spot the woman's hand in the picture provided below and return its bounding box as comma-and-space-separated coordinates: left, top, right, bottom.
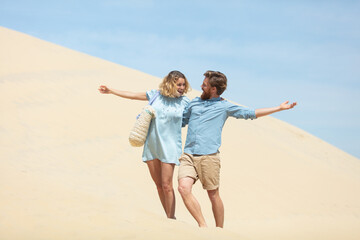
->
99, 85, 111, 94
98, 85, 147, 100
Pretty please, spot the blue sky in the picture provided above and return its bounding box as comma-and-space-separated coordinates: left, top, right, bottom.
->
1, 0, 360, 158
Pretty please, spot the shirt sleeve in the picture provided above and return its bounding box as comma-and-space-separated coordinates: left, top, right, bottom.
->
182, 98, 192, 127
227, 102, 257, 120
146, 89, 158, 102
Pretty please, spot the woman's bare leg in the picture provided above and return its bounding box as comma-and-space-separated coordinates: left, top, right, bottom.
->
146, 159, 166, 214
161, 162, 176, 219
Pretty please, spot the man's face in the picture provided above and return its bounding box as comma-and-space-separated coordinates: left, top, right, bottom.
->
201, 77, 212, 100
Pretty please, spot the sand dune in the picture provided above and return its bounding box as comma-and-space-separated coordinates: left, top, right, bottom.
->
1, 26, 360, 240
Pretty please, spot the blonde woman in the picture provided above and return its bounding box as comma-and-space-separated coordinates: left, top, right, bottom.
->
99, 71, 190, 219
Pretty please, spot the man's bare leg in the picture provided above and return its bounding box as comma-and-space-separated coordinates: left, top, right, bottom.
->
207, 188, 224, 228
178, 177, 207, 227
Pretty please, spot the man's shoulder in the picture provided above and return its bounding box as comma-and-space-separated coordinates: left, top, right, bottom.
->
220, 98, 237, 106
188, 97, 231, 106
192, 96, 201, 101
189, 97, 201, 104
216, 98, 231, 107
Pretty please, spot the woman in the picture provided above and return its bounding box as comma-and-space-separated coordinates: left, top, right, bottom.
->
98, 71, 190, 219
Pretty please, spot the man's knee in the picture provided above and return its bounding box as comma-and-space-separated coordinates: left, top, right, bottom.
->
207, 189, 220, 201
178, 184, 190, 196
178, 178, 194, 196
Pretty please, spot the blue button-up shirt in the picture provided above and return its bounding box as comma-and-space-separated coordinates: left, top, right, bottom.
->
182, 97, 256, 155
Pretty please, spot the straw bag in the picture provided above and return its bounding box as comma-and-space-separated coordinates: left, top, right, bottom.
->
128, 91, 160, 147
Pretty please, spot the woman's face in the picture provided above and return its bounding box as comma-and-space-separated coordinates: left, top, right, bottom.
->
175, 78, 186, 97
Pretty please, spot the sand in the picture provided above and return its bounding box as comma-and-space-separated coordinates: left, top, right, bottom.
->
1, 26, 360, 240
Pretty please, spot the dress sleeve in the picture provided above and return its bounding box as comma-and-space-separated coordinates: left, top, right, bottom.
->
182, 96, 190, 107
226, 102, 257, 120
146, 89, 158, 102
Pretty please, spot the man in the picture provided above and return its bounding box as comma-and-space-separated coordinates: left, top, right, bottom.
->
178, 70, 297, 228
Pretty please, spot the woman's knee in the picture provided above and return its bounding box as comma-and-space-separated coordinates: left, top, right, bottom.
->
155, 182, 163, 191
161, 180, 173, 193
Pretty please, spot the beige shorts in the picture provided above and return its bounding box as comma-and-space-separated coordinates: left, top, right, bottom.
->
178, 153, 221, 190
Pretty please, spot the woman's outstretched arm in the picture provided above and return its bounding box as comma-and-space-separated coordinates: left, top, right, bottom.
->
98, 85, 147, 100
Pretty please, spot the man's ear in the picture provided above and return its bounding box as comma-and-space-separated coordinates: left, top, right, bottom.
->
210, 86, 217, 94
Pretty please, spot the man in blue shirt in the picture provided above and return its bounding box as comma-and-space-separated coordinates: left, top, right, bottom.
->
178, 70, 297, 228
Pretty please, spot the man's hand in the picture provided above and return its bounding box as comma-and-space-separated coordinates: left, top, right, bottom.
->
255, 100, 297, 118
280, 101, 297, 110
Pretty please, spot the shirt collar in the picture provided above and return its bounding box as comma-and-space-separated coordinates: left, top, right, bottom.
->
208, 97, 221, 101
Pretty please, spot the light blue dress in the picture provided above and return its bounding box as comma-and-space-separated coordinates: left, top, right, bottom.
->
142, 89, 190, 165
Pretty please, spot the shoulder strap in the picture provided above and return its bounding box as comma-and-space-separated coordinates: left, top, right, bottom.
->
149, 90, 160, 105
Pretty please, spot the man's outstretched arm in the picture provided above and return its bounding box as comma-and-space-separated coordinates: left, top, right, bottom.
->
255, 101, 297, 118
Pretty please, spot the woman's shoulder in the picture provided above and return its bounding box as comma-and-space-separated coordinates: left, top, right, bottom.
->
146, 89, 159, 100
180, 95, 191, 105
182, 95, 190, 102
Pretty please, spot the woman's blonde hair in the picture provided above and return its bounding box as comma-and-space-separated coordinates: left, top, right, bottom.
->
159, 70, 190, 97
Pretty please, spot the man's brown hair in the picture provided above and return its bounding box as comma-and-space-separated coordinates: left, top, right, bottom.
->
203, 70, 227, 95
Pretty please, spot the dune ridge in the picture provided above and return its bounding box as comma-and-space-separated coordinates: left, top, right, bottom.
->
1, 26, 360, 240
